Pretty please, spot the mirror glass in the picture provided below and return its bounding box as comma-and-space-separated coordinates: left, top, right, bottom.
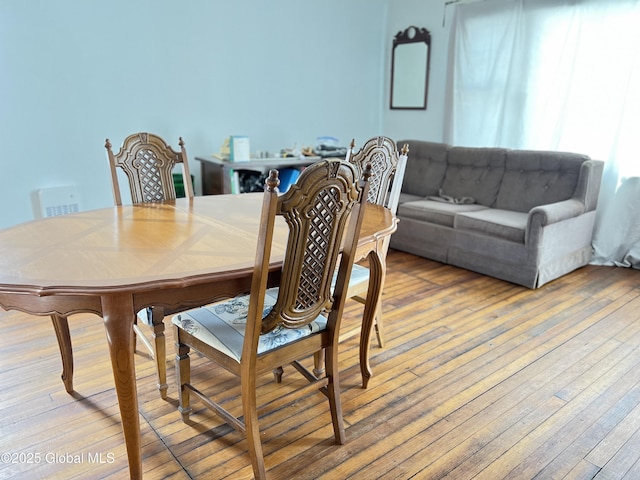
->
390, 26, 431, 110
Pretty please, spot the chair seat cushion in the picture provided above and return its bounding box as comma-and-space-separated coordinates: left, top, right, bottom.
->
171, 288, 327, 363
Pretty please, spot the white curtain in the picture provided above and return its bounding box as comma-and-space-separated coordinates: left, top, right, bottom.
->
446, 0, 640, 268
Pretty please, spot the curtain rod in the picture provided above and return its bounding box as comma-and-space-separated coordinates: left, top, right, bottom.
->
445, 0, 486, 5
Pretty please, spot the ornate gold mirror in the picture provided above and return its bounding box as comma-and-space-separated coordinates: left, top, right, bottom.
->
390, 26, 431, 110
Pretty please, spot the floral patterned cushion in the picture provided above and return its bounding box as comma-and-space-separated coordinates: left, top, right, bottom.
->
171, 288, 327, 363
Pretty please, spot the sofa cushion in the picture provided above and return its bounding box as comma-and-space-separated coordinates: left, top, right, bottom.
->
398, 199, 488, 227
441, 147, 507, 207
397, 140, 449, 198
496, 150, 588, 213
454, 209, 528, 243
398, 192, 424, 205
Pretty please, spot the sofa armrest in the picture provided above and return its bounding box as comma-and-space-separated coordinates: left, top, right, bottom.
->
526, 199, 586, 244
530, 199, 586, 225
573, 159, 604, 211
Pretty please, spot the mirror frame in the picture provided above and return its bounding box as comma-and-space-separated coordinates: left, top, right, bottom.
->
390, 26, 431, 110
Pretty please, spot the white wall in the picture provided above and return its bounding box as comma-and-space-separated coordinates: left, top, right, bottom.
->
382, 0, 450, 143
0, 0, 390, 228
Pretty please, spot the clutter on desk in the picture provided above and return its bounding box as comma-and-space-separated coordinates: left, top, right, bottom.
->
217, 135, 346, 163
234, 167, 301, 194
313, 136, 348, 158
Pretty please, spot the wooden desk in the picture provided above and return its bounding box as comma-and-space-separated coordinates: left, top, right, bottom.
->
197, 155, 320, 194
0, 194, 396, 479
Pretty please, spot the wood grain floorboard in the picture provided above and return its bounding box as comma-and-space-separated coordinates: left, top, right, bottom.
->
1, 249, 639, 479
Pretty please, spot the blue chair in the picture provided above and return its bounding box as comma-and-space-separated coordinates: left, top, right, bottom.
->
276, 167, 301, 192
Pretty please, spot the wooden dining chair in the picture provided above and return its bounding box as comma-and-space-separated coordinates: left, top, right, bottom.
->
273, 137, 409, 387
171, 159, 371, 480
50, 132, 195, 398
107, 132, 195, 398
106, 132, 194, 205
344, 136, 408, 348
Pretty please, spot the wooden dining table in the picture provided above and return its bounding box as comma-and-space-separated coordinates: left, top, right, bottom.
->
0, 193, 397, 479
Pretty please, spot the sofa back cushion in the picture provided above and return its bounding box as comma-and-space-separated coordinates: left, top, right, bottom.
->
496, 150, 589, 213
398, 140, 449, 197
440, 147, 506, 207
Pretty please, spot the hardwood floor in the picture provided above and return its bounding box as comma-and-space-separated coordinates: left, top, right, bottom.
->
1, 250, 639, 479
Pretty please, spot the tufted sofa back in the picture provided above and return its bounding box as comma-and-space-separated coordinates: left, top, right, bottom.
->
495, 150, 588, 213
397, 140, 597, 213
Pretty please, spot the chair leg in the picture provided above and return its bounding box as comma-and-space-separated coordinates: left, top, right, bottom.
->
272, 366, 284, 383
359, 250, 386, 388
149, 307, 168, 399
50, 314, 74, 393
242, 374, 267, 480
275, 302, 381, 385
175, 334, 192, 422
325, 345, 346, 445
313, 350, 325, 378
374, 306, 385, 348
277, 350, 325, 383
354, 294, 385, 348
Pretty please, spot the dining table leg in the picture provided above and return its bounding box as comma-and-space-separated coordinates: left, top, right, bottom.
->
359, 249, 386, 389
102, 294, 142, 480
51, 314, 74, 393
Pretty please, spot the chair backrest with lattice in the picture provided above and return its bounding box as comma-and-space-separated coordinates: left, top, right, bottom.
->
105, 132, 194, 205
242, 159, 371, 355
346, 136, 408, 214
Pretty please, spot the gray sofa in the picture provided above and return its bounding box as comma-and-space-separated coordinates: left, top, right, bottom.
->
390, 140, 604, 288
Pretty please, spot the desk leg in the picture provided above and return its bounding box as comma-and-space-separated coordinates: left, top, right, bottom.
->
102, 294, 142, 480
360, 250, 385, 389
51, 314, 74, 393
